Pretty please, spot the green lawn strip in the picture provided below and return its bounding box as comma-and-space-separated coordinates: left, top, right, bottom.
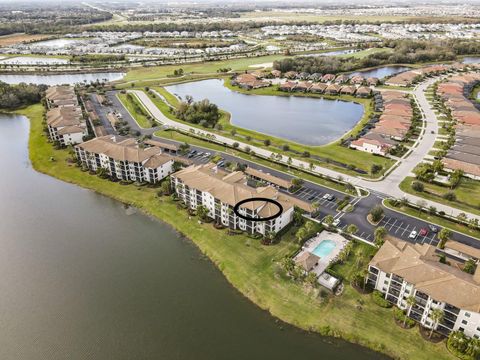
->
400, 176, 480, 217
17, 103, 454, 360
153, 129, 351, 194
117, 92, 152, 128
121, 54, 289, 82
384, 198, 480, 240
150, 81, 394, 178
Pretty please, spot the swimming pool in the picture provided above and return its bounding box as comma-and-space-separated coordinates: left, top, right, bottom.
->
312, 240, 336, 258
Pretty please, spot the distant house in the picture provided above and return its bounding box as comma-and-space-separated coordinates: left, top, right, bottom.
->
310, 83, 327, 93
366, 77, 379, 86
340, 85, 356, 95
350, 133, 397, 156
334, 74, 349, 84
356, 86, 372, 98
321, 74, 336, 83
309, 73, 323, 82
295, 81, 312, 92
350, 75, 365, 85
284, 71, 298, 79
270, 69, 282, 78
232, 73, 270, 89
325, 84, 341, 95
298, 72, 310, 80
279, 81, 297, 92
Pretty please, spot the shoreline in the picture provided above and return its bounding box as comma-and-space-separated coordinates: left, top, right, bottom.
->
14, 104, 454, 360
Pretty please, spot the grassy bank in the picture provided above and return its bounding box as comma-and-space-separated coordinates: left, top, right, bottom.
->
117, 92, 153, 128
399, 176, 480, 217
15, 102, 454, 360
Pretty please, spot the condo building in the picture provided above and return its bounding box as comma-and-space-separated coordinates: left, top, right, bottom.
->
75, 135, 176, 183
45, 86, 87, 146
367, 239, 480, 338
171, 163, 312, 236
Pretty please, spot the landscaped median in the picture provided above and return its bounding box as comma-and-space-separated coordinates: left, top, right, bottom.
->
16, 102, 455, 360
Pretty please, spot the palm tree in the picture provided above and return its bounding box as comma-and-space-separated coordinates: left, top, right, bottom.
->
305, 272, 318, 288
404, 296, 416, 327
346, 224, 358, 235
374, 226, 387, 247
324, 215, 334, 227
429, 308, 444, 338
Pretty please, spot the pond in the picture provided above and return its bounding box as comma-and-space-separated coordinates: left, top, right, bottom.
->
462, 56, 480, 64
0, 56, 69, 65
0, 114, 388, 360
28, 38, 81, 48
0, 72, 125, 86
165, 79, 364, 145
348, 66, 411, 79
305, 49, 360, 57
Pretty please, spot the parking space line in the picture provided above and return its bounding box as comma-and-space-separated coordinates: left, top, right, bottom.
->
401, 224, 410, 236
394, 222, 404, 234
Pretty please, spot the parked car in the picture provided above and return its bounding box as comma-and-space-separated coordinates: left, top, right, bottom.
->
428, 224, 439, 233
323, 193, 330, 200
332, 219, 341, 227
327, 194, 335, 201
308, 195, 316, 201
419, 228, 429, 237
408, 230, 418, 239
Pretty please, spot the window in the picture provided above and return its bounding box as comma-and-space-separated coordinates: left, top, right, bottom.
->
465, 312, 471, 318
461, 320, 468, 325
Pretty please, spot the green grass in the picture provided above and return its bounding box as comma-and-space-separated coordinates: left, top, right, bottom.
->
330, 241, 377, 282
117, 92, 152, 128
16, 102, 454, 360
121, 54, 288, 83
150, 81, 394, 178
400, 176, 480, 217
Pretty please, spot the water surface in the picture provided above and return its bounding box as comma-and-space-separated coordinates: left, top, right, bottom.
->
0, 56, 69, 65
0, 72, 125, 86
165, 79, 364, 145
348, 66, 410, 79
462, 56, 480, 64
0, 114, 387, 360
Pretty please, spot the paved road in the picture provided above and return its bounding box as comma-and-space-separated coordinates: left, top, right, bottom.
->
108, 88, 480, 249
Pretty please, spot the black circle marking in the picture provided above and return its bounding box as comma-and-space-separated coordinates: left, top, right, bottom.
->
233, 197, 283, 222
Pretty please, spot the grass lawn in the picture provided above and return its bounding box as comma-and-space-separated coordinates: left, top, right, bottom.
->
148, 81, 395, 178
329, 241, 377, 282
400, 176, 480, 217
117, 92, 152, 128
121, 54, 289, 83
16, 102, 454, 360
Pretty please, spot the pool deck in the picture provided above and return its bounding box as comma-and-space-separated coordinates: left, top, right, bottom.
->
297, 230, 348, 276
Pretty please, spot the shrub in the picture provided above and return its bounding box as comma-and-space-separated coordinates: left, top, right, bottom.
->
372, 291, 392, 308
411, 181, 424, 192
369, 205, 384, 223
443, 191, 457, 201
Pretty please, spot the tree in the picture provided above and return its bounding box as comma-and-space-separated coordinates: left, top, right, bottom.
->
346, 224, 358, 235
429, 308, 444, 338
438, 228, 451, 249
305, 272, 318, 288
295, 227, 308, 243
291, 178, 303, 188
449, 169, 463, 189
411, 181, 424, 192
311, 201, 320, 215
263, 139, 271, 146
232, 142, 239, 148
369, 205, 384, 223
324, 215, 334, 227
282, 144, 290, 151
371, 164, 383, 175
374, 227, 387, 247
230, 129, 236, 136
196, 205, 209, 221
287, 157, 293, 168
282, 257, 295, 275
404, 296, 416, 327
443, 191, 456, 201
463, 259, 476, 274
457, 212, 468, 223
159, 180, 171, 196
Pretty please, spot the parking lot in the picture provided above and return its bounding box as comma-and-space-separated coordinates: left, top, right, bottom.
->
291, 186, 341, 210
185, 150, 214, 164
378, 215, 439, 246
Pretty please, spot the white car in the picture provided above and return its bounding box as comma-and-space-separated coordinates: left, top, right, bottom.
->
323, 193, 330, 200
332, 219, 341, 227
408, 230, 418, 239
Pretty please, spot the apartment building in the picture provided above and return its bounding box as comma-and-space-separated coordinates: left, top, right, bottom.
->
171, 163, 312, 236
367, 239, 480, 338
75, 135, 175, 183
45, 86, 87, 146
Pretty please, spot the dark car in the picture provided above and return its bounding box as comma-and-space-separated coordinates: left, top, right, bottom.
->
428, 224, 439, 233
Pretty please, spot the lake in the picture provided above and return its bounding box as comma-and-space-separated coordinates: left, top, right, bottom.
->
165, 79, 364, 145
348, 66, 411, 79
305, 49, 360, 57
0, 72, 125, 86
0, 114, 387, 360
29, 38, 81, 48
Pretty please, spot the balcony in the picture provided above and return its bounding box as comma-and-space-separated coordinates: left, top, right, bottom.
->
444, 304, 460, 315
